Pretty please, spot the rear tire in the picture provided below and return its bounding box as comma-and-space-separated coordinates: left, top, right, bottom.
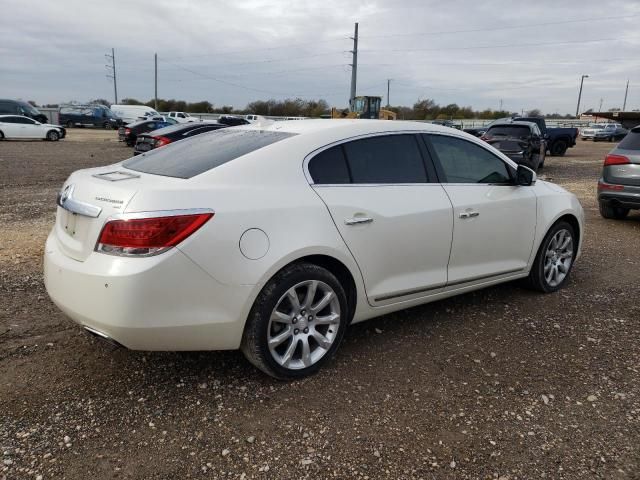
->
46, 130, 60, 141
241, 262, 349, 380
550, 139, 568, 156
599, 202, 629, 219
0, 131, 4, 140
66, 120, 73, 128
525, 221, 576, 293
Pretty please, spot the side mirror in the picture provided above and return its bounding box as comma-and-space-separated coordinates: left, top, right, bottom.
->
516, 164, 536, 186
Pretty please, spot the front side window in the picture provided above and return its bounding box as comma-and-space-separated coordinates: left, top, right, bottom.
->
16, 117, 35, 124
342, 135, 427, 184
428, 134, 511, 184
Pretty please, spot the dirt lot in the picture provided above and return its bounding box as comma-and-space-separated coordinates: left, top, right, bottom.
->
1, 130, 639, 479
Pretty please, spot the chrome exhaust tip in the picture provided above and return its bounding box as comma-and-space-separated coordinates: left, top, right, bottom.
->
83, 326, 124, 348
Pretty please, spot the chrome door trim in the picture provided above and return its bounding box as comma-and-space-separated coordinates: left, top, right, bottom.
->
373, 268, 524, 303
56, 184, 102, 218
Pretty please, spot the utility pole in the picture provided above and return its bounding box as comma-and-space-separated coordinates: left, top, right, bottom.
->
105, 48, 118, 104
386, 79, 391, 108
349, 22, 358, 110
575, 74, 589, 118
499, 99, 503, 111
154, 53, 158, 110
623, 80, 629, 111
599, 98, 603, 112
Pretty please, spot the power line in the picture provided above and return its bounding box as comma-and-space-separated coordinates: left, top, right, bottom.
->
361, 14, 640, 39
362, 37, 617, 54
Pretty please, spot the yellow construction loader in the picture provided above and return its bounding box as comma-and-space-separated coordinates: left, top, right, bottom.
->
331, 96, 396, 120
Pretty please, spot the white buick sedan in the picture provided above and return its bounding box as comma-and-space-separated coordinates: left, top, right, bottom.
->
44, 120, 584, 378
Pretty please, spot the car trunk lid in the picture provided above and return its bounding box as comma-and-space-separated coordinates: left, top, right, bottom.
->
53, 168, 142, 261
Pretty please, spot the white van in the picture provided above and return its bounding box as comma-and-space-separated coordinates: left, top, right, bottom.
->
110, 105, 163, 125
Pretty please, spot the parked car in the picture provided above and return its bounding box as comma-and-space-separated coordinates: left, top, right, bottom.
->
597, 126, 640, 219
463, 117, 511, 137
118, 119, 173, 146
45, 120, 584, 379
0, 99, 48, 123
466, 117, 578, 157
110, 105, 163, 125
217, 115, 250, 126
581, 123, 628, 142
133, 122, 228, 155
0, 115, 65, 141
59, 105, 120, 129
432, 119, 461, 130
166, 111, 198, 123
481, 121, 546, 170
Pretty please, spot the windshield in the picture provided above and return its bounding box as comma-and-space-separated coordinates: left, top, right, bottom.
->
123, 128, 296, 179
19, 101, 41, 116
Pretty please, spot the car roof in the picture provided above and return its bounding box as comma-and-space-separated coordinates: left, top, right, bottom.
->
237, 119, 457, 137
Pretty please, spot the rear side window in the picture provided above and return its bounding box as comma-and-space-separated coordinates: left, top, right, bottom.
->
618, 128, 640, 150
308, 146, 351, 184
123, 129, 296, 178
428, 134, 511, 184
343, 135, 427, 184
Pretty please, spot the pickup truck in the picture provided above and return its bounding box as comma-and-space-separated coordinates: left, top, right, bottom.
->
465, 117, 579, 156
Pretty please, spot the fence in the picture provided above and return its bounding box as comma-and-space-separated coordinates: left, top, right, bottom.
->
36, 107, 596, 129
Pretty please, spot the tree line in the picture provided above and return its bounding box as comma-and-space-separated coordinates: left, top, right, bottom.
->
28, 97, 577, 119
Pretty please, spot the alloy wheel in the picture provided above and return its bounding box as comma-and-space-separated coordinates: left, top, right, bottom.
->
543, 229, 573, 287
267, 280, 341, 370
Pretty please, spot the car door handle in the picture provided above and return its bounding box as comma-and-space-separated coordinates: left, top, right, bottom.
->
345, 217, 373, 225
459, 211, 479, 219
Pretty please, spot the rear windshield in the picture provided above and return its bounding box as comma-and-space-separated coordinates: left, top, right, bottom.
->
123, 128, 296, 178
486, 125, 530, 137
617, 128, 640, 150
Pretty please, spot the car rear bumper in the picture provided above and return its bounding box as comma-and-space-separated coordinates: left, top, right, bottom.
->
44, 231, 253, 351
598, 182, 640, 209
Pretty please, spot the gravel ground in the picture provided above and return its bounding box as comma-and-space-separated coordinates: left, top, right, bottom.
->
1, 130, 639, 480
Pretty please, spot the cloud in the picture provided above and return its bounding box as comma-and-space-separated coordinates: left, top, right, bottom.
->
2, 0, 639, 113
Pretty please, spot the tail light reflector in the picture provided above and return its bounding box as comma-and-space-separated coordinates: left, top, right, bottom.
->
96, 212, 213, 257
598, 180, 624, 191
604, 154, 630, 166
125, 127, 131, 135
154, 135, 172, 147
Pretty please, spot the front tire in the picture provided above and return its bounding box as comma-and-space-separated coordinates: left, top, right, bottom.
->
46, 130, 60, 141
599, 202, 629, 219
241, 262, 349, 380
525, 221, 576, 293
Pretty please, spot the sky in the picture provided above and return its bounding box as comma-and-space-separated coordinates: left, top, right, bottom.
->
2, 0, 640, 114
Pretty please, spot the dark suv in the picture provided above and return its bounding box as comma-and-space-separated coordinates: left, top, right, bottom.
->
598, 126, 640, 219
481, 121, 546, 171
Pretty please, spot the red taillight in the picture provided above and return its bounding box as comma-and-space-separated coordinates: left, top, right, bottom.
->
154, 135, 172, 147
480, 135, 489, 141
96, 213, 213, 256
598, 180, 624, 191
604, 154, 630, 166
125, 127, 131, 135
